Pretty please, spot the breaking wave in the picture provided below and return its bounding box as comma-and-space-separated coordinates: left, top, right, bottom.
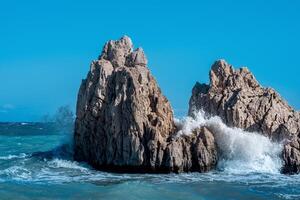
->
175, 110, 283, 174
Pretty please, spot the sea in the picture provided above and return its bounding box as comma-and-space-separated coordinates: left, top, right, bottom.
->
1, 114, 300, 200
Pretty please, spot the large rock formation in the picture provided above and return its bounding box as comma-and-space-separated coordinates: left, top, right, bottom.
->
189, 59, 300, 174
74, 36, 217, 173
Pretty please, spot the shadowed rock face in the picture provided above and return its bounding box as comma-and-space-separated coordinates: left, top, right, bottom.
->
189, 60, 300, 174
74, 36, 217, 173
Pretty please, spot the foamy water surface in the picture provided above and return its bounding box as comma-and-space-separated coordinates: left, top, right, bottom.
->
0, 119, 299, 200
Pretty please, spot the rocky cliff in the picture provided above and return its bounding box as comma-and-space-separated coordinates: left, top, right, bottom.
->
74, 36, 217, 173
189, 60, 300, 174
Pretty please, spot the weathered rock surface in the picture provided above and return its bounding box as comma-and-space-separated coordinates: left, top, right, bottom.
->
282, 137, 300, 173
189, 59, 300, 174
74, 36, 217, 173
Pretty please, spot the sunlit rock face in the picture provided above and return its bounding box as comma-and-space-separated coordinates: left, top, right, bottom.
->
189, 60, 300, 174
73, 36, 217, 173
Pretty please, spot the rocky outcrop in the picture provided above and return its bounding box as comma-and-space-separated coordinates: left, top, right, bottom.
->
74, 36, 217, 173
164, 127, 217, 172
282, 137, 300, 173
189, 59, 300, 174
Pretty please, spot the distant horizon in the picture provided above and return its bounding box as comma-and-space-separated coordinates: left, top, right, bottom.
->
1, 0, 300, 121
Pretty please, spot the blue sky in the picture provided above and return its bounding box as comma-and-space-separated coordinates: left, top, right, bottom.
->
0, 0, 299, 121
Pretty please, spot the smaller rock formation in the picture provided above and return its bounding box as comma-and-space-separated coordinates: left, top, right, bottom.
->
282, 137, 300, 173
74, 36, 217, 173
189, 59, 300, 174
164, 127, 217, 172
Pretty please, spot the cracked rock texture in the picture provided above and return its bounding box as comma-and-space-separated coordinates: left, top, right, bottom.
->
189, 59, 300, 174
74, 36, 217, 173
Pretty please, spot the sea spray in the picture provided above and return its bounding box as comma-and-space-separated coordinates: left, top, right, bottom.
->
51, 105, 75, 159
30, 106, 75, 160
175, 110, 283, 174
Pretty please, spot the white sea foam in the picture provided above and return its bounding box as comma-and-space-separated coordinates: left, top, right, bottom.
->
0, 153, 27, 160
47, 159, 89, 173
175, 110, 283, 174
0, 166, 32, 180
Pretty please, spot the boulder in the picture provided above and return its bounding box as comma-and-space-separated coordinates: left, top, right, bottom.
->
282, 137, 300, 174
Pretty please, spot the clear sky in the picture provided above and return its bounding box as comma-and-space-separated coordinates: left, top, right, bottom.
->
0, 0, 299, 121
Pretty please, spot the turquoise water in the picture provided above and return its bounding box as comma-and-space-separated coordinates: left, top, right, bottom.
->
0, 123, 300, 200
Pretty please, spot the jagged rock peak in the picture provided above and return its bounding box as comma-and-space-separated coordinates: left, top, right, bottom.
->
99, 35, 147, 68
74, 36, 218, 173
189, 59, 300, 174
210, 59, 260, 90
126, 47, 148, 67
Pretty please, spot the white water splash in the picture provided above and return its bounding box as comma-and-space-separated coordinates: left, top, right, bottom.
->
175, 110, 283, 174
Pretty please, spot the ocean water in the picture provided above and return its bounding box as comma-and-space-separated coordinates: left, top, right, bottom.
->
1, 118, 300, 200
